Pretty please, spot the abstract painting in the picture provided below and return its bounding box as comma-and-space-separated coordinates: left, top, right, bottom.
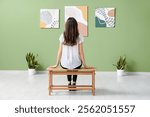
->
95, 8, 115, 27
65, 6, 88, 36
40, 9, 59, 28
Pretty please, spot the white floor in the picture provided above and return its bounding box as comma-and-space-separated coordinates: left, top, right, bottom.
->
0, 71, 150, 100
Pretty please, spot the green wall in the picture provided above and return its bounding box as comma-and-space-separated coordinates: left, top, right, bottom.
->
0, 0, 150, 71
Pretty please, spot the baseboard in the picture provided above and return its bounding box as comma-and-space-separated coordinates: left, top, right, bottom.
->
0, 70, 150, 76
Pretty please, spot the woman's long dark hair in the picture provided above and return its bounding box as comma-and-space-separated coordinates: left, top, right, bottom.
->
63, 17, 79, 46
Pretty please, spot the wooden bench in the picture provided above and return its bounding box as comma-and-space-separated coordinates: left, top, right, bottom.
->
47, 67, 96, 96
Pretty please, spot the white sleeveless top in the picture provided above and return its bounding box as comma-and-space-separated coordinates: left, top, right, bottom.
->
59, 34, 84, 69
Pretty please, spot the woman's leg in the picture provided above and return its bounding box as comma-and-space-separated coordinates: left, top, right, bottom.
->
67, 75, 72, 82
73, 64, 82, 82
60, 63, 72, 82
72, 64, 82, 91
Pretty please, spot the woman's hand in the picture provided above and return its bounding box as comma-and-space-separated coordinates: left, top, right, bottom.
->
49, 64, 58, 68
84, 65, 94, 69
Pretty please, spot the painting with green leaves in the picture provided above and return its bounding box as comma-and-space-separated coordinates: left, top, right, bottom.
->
95, 8, 115, 27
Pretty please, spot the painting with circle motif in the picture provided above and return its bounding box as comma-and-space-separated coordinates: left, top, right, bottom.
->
40, 9, 59, 28
95, 8, 115, 27
65, 6, 88, 36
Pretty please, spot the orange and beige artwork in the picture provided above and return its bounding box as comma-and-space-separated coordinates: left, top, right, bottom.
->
65, 6, 88, 36
95, 8, 115, 27
40, 9, 59, 28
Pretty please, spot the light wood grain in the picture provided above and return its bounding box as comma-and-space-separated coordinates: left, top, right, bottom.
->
47, 67, 96, 96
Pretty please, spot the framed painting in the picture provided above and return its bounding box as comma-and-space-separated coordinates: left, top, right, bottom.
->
40, 9, 59, 28
95, 8, 115, 27
65, 6, 88, 36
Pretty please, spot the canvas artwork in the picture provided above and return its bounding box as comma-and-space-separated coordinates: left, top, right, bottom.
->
95, 8, 115, 27
40, 9, 59, 28
65, 6, 88, 36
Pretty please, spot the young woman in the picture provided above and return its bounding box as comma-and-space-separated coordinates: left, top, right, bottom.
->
50, 17, 91, 89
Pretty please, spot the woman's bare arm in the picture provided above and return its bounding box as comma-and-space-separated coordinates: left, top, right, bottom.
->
79, 43, 89, 68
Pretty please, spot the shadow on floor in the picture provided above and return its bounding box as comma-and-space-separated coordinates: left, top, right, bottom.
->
51, 88, 130, 96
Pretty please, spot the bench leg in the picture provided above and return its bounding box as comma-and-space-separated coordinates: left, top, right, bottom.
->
92, 72, 95, 96
49, 71, 52, 96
